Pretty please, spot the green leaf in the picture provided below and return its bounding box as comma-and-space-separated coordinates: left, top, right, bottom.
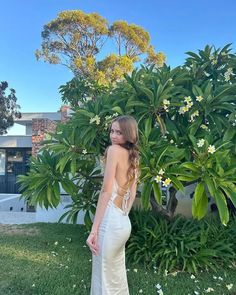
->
111, 106, 123, 114
192, 182, 208, 219
221, 186, 236, 209
170, 176, 184, 192
152, 182, 162, 205
140, 86, 154, 102
177, 175, 199, 182
76, 109, 94, 118
214, 190, 229, 226
84, 210, 92, 230
144, 117, 152, 138
70, 158, 77, 176
204, 175, 216, 197
57, 155, 70, 173
223, 128, 236, 141
141, 182, 152, 210
181, 162, 200, 174
192, 85, 203, 97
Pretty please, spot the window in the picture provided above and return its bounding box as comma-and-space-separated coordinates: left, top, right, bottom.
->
0, 149, 6, 175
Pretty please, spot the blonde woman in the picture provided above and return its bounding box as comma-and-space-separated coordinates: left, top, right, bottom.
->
86, 115, 139, 295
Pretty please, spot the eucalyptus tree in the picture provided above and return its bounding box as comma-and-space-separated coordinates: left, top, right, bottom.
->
35, 10, 165, 91
0, 81, 21, 135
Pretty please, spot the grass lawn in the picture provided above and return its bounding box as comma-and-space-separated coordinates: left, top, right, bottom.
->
0, 223, 236, 295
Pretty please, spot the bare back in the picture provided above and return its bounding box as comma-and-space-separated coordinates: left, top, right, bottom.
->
112, 145, 134, 210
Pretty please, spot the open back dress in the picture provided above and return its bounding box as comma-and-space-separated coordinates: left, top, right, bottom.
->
90, 178, 132, 295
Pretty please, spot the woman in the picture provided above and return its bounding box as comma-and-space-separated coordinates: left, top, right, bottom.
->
86, 115, 139, 295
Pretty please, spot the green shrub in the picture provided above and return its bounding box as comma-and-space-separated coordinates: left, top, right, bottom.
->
127, 210, 236, 273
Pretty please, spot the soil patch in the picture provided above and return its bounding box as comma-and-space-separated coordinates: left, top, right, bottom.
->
0, 224, 39, 236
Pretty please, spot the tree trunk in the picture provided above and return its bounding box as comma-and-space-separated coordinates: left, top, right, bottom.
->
166, 187, 178, 218
150, 187, 178, 219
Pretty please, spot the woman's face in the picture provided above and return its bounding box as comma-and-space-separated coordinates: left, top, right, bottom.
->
110, 121, 126, 145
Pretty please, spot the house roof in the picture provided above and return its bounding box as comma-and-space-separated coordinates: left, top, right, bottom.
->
15, 112, 61, 126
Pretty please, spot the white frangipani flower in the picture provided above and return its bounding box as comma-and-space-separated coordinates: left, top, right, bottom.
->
163, 99, 170, 105
155, 284, 162, 289
208, 145, 216, 154
197, 139, 205, 147
171, 271, 178, 276
200, 124, 208, 130
190, 110, 199, 122
158, 169, 165, 175
205, 287, 214, 293
82, 149, 87, 154
196, 95, 203, 102
89, 115, 101, 125
178, 107, 185, 115
211, 59, 217, 65
155, 175, 162, 183
224, 67, 234, 82
184, 96, 192, 103
226, 283, 233, 290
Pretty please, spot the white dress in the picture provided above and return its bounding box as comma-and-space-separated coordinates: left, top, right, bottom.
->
90, 179, 132, 295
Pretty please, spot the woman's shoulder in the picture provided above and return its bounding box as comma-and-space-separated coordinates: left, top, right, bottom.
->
107, 144, 128, 155
106, 145, 129, 161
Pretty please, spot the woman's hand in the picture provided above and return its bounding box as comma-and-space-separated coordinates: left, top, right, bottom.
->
86, 232, 99, 255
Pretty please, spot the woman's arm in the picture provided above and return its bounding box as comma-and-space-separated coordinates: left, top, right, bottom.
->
90, 145, 119, 234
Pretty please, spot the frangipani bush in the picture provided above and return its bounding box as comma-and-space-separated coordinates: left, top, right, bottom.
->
18, 44, 236, 227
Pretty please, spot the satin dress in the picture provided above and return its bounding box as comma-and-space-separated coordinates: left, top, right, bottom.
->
90, 179, 132, 295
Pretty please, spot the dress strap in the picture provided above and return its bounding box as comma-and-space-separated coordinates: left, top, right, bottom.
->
112, 179, 131, 215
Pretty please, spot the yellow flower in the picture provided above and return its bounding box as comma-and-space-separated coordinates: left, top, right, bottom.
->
208, 145, 216, 154
155, 175, 162, 183
162, 178, 171, 187
196, 95, 203, 102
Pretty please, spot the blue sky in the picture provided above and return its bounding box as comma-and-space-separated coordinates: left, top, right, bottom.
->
1, 0, 236, 134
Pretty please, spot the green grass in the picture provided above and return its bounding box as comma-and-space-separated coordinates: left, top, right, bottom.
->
0, 223, 236, 295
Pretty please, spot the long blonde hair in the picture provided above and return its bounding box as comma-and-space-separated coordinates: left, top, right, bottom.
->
105, 115, 140, 183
